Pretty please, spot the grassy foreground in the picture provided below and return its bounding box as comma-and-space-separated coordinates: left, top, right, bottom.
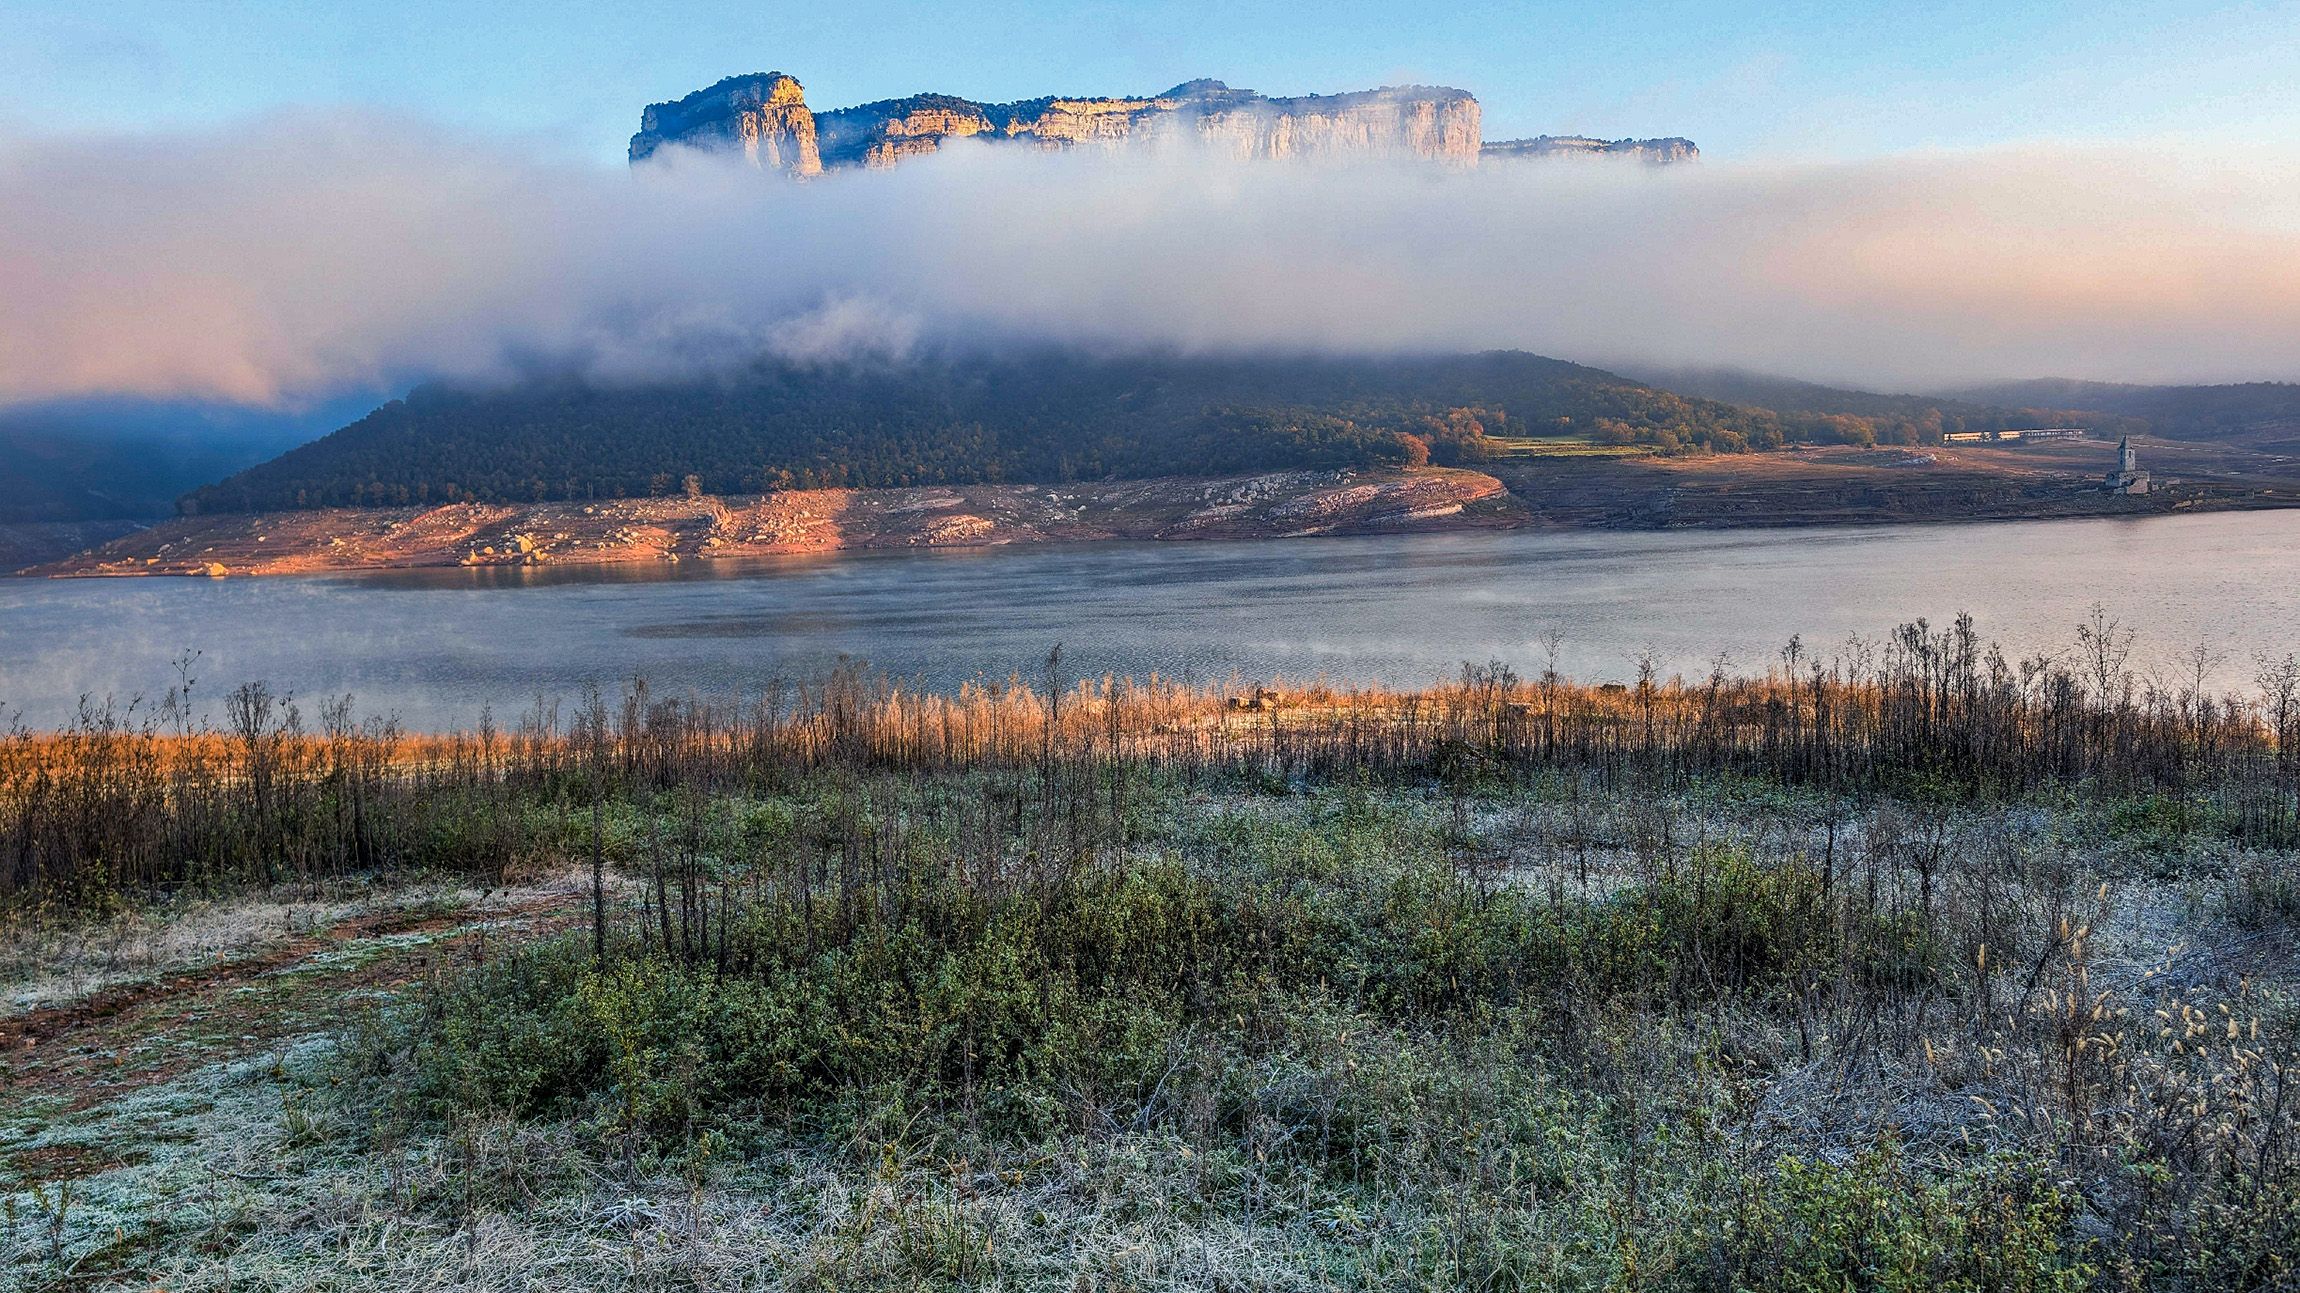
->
4, 623, 2298, 1290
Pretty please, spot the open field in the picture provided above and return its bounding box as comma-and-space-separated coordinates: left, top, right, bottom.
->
4, 626, 2298, 1289
1476, 436, 1656, 459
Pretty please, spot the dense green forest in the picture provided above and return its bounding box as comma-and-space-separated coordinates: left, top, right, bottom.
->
36, 359, 2298, 521
180, 350, 1883, 513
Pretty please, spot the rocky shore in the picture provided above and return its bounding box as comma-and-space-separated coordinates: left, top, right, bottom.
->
34, 468, 1513, 578
25, 438, 2300, 579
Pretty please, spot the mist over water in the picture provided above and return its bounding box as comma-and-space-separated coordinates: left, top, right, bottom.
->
5, 512, 2298, 731
4, 117, 2300, 413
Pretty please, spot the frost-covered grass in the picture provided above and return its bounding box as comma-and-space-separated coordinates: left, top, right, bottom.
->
1, 1039, 331, 1276
0, 880, 488, 1017
5, 776, 2296, 1291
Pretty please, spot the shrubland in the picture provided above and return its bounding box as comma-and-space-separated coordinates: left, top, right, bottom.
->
3, 615, 2296, 1289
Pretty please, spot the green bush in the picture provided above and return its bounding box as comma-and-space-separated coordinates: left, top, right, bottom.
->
2107, 792, 2218, 851
1703, 1146, 2093, 1293
390, 828, 1940, 1147
1587, 847, 1933, 1005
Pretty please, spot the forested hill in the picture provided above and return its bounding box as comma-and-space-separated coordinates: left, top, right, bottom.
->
180, 350, 1849, 514
1623, 366, 2140, 445
1631, 366, 2300, 449
1946, 379, 2300, 447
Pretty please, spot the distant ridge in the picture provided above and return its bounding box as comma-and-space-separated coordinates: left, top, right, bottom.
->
629, 71, 1695, 173
180, 349, 1793, 514
1483, 135, 1699, 164
1944, 378, 2300, 451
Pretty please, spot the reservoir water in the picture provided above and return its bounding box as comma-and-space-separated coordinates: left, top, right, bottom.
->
4, 510, 2298, 729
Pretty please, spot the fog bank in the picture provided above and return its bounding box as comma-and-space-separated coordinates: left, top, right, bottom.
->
4, 113, 2298, 410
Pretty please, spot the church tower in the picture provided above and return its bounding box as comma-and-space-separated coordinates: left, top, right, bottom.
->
2106, 435, 2151, 495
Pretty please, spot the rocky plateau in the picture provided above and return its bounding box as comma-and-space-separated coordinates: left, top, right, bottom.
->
629, 71, 1691, 173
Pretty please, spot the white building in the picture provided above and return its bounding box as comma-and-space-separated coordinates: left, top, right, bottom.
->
2104, 436, 2152, 495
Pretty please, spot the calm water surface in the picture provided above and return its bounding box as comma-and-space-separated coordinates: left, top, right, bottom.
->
4, 511, 2297, 729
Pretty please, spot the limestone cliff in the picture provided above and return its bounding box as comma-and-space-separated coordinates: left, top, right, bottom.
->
629, 72, 824, 175
815, 93, 998, 168
1157, 82, 1484, 164
1483, 135, 1700, 164
632, 72, 1700, 176
636, 75, 1485, 172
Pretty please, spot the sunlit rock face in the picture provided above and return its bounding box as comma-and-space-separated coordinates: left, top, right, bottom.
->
1153, 82, 1484, 164
628, 72, 823, 175
1482, 135, 1701, 164
633, 73, 1698, 176
816, 94, 998, 168
634, 76, 1486, 173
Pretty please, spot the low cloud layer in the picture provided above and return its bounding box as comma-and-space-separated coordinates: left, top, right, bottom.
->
4, 112, 2299, 411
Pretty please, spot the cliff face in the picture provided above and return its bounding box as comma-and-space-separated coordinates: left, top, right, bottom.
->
1172, 83, 1482, 163
629, 72, 824, 175
1483, 135, 1700, 164
816, 93, 998, 168
635, 75, 1489, 173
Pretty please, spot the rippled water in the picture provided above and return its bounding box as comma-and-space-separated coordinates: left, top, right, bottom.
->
4, 511, 2298, 729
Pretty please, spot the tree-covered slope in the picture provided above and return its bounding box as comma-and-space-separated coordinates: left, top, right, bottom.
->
1624, 366, 2143, 445
181, 349, 1825, 514
1948, 379, 2300, 444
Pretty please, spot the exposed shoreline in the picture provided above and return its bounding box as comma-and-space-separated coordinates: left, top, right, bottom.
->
22, 438, 2300, 578
28, 468, 1517, 578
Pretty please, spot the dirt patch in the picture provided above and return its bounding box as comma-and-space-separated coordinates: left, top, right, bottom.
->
4, 1141, 147, 1184
3, 904, 460, 1052
2, 889, 583, 1113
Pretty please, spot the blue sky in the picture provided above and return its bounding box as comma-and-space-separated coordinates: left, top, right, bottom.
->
5, 0, 2297, 162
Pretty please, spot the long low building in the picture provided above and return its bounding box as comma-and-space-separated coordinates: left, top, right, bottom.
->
1940, 427, 2090, 444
